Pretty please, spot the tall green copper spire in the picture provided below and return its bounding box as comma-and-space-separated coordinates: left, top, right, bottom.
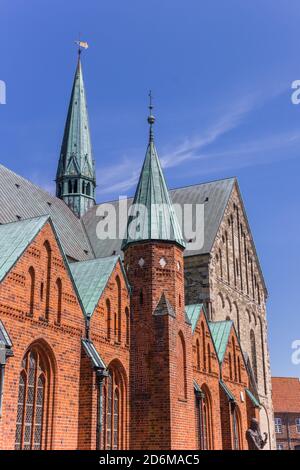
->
56, 51, 96, 218
122, 93, 185, 250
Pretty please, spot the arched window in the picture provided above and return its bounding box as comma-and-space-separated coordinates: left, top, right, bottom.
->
196, 339, 200, 370
228, 352, 233, 380
219, 248, 223, 278
106, 299, 111, 340
139, 289, 143, 306
207, 344, 212, 373
116, 277, 122, 343
68, 180, 72, 194
177, 332, 187, 399
258, 317, 267, 395
43, 241, 51, 321
73, 180, 78, 193
233, 303, 240, 338
201, 322, 206, 371
125, 307, 130, 346
237, 356, 242, 383
86, 183, 91, 196
28, 267, 35, 316
232, 405, 242, 450
250, 330, 258, 383
196, 386, 213, 450
225, 231, 230, 283
232, 338, 237, 382
103, 364, 127, 450
15, 345, 54, 450
82, 181, 85, 194
55, 278, 62, 324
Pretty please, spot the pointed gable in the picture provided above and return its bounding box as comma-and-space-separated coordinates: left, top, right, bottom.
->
69, 256, 125, 317
0, 215, 49, 283
122, 111, 185, 250
209, 320, 233, 364
185, 303, 204, 332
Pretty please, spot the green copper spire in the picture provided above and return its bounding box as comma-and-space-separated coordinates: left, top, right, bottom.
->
56, 52, 96, 218
122, 93, 185, 250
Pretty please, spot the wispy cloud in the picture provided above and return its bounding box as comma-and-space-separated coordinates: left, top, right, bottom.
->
96, 88, 297, 199
180, 130, 300, 177
97, 157, 141, 196
97, 95, 258, 197
160, 95, 257, 169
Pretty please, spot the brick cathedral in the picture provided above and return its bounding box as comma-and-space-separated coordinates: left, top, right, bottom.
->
0, 54, 275, 450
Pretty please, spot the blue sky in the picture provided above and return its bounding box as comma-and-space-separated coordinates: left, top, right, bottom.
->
0, 0, 300, 377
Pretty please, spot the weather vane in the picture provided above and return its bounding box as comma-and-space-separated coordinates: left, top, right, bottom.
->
75, 37, 89, 55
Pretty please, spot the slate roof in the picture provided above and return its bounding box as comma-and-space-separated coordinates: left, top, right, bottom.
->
69, 256, 119, 317
0, 164, 93, 261
82, 177, 235, 258
209, 320, 233, 364
272, 377, 300, 413
185, 304, 204, 332
0, 215, 49, 282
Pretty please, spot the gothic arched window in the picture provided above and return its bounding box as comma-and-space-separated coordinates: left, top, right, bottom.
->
116, 276, 122, 343
86, 183, 91, 196
177, 331, 187, 399
55, 278, 62, 325
196, 338, 200, 370
103, 365, 127, 450
250, 330, 258, 382
68, 180, 72, 194
125, 307, 130, 346
15, 347, 53, 450
28, 267, 35, 316
232, 405, 242, 450
106, 299, 111, 340
73, 180, 78, 193
43, 241, 51, 321
196, 386, 213, 450
201, 322, 206, 371
228, 352, 233, 381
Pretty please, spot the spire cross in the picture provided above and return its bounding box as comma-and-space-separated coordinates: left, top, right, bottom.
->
147, 90, 155, 142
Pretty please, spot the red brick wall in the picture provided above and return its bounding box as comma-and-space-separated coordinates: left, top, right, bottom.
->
124, 241, 196, 450
221, 329, 252, 449
192, 310, 223, 449
89, 260, 130, 449
0, 222, 85, 449
274, 413, 300, 450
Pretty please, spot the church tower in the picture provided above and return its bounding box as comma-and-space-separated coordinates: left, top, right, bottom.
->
122, 97, 196, 450
56, 51, 96, 218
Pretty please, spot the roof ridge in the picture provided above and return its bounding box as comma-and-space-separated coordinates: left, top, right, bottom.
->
0, 214, 49, 228
72, 255, 119, 266
90, 176, 237, 207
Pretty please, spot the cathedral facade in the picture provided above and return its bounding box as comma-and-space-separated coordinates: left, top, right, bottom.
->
0, 55, 274, 450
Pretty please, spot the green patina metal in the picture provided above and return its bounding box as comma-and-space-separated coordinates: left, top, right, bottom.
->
245, 388, 261, 408
185, 304, 204, 332
220, 379, 236, 402
56, 56, 96, 218
69, 256, 120, 317
122, 106, 185, 250
209, 320, 233, 364
0, 215, 49, 283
